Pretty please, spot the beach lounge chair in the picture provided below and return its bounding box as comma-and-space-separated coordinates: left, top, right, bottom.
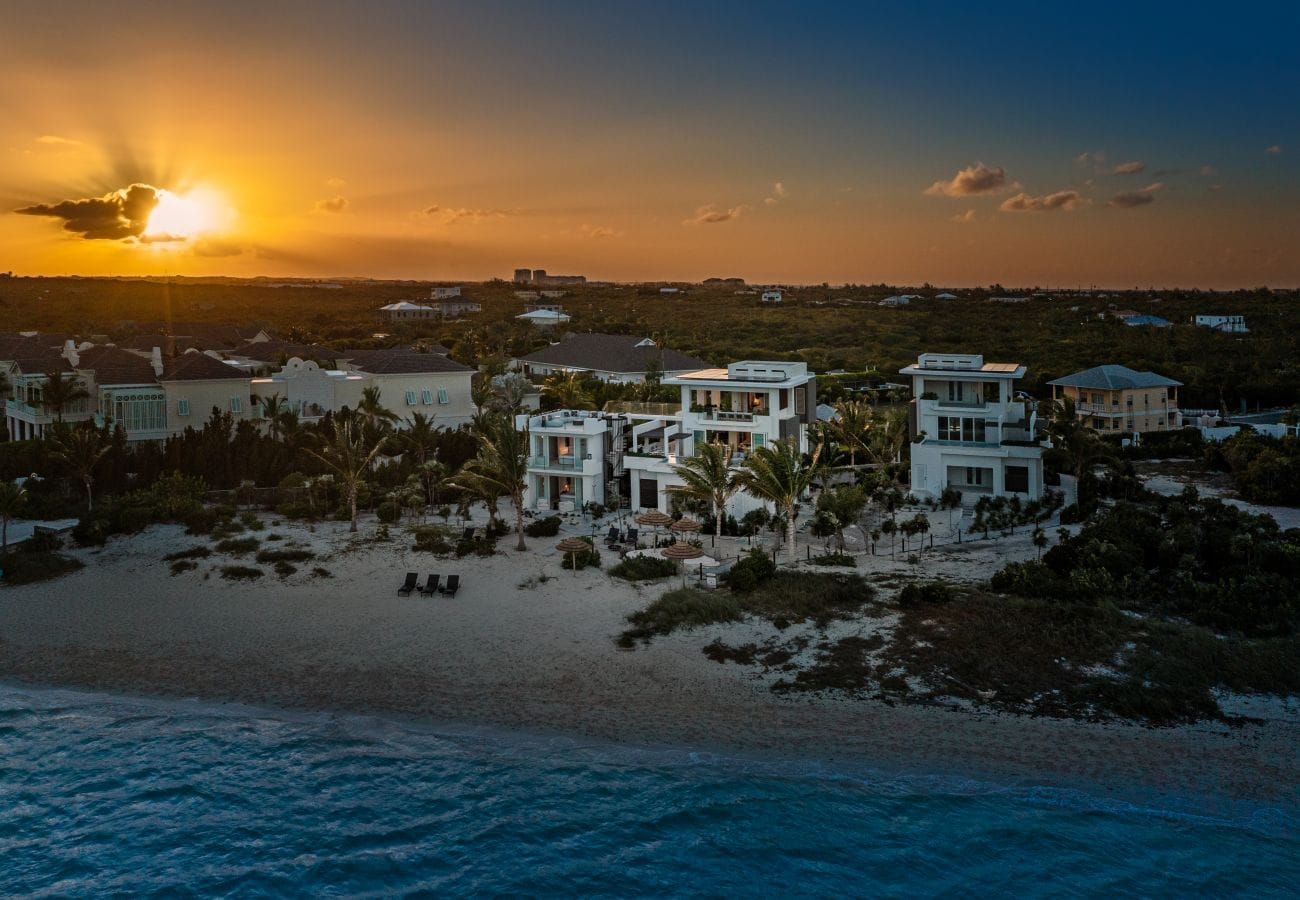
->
397, 572, 418, 595
626, 527, 638, 547
603, 526, 620, 547
440, 574, 460, 598
420, 574, 440, 596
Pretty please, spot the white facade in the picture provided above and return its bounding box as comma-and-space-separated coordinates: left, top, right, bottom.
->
431, 287, 462, 299
380, 302, 437, 320
761, 290, 783, 303
1193, 314, 1248, 333
516, 308, 572, 327
901, 353, 1043, 502
515, 409, 620, 512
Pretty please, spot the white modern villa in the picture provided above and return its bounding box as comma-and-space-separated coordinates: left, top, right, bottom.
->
518, 360, 817, 515
901, 353, 1044, 501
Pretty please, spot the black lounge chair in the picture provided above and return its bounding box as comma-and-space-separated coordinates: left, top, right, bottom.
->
397, 572, 418, 596
420, 574, 440, 596
603, 526, 620, 547
625, 527, 638, 547
440, 574, 460, 598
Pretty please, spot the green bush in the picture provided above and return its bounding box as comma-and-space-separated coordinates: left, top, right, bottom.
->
255, 548, 314, 564
376, 500, 402, 524
0, 550, 84, 585
238, 511, 264, 531
169, 559, 198, 575
220, 565, 263, 581
897, 581, 955, 607
184, 508, 220, 535
559, 540, 600, 570
811, 551, 856, 567
164, 546, 212, 561
618, 588, 743, 646
216, 537, 260, 555
524, 516, 563, 537
413, 525, 453, 554
609, 555, 678, 581
727, 548, 777, 593
455, 536, 497, 558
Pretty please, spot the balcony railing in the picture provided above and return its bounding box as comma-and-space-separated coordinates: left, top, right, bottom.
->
695, 408, 759, 423
530, 454, 592, 469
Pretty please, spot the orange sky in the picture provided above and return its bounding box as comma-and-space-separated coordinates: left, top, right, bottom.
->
2, 3, 1296, 287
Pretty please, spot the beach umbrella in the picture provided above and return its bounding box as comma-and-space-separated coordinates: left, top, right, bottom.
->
635, 510, 672, 545
556, 537, 590, 573
670, 517, 703, 536
660, 540, 705, 587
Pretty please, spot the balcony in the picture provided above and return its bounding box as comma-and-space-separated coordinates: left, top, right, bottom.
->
694, 408, 759, 423
530, 453, 592, 470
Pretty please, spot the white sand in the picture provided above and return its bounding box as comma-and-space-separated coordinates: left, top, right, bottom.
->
1, 516, 1296, 806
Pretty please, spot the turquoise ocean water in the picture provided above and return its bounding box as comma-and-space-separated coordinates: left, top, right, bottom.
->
1, 683, 1295, 896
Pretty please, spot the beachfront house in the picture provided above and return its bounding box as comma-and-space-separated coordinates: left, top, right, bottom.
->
761, 290, 783, 303
901, 353, 1044, 501
1193, 314, 1248, 333
515, 409, 625, 513
1046, 365, 1182, 435
252, 349, 476, 429
511, 333, 710, 384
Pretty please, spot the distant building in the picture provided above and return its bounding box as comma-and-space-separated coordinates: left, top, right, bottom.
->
901, 353, 1044, 502
512, 334, 710, 384
879, 295, 917, 307
934, 292, 960, 300
760, 290, 783, 303
513, 268, 533, 284
660, 287, 680, 295
1047, 365, 1182, 435
1193, 314, 1248, 333
379, 301, 436, 321
516, 308, 572, 328
432, 301, 482, 318
1122, 315, 1172, 328
431, 287, 462, 300
988, 296, 1029, 304
539, 290, 567, 299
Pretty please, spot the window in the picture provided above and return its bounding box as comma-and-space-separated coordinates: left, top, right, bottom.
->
753, 433, 765, 448
230, 396, 243, 413
1092, 418, 1105, 429
1005, 466, 1029, 493
794, 388, 805, 416
421, 389, 433, 405
983, 382, 999, 403
639, 478, 658, 509
404, 390, 417, 406
177, 399, 190, 417
965, 467, 988, 486
437, 388, 450, 405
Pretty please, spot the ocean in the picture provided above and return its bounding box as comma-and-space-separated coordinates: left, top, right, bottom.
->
1, 683, 1295, 897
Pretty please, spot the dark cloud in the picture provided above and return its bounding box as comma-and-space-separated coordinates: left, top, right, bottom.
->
925, 163, 1007, 197
1109, 182, 1164, 208
314, 195, 349, 213
999, 189, 1088, 213
14, 183, 159, 239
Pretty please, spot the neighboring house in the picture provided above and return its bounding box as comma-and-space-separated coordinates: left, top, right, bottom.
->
934, 292, 960, 300
433, 301, 482, 318
1193, 314, 1248, 333
516, 308, 572, 327
431, 287, 462, 299
901, 353, 1044, 502
1123, 315, 1172, 328
223, 340, 338, 371
252, 349, 476, 428
760, 290, 783, 303
512, 333, 710, 384
379, 301, 437, 321
879, 295, 915, 307
1046, 365, 1182, 435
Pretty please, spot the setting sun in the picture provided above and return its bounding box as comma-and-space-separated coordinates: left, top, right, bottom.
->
143, 189, 224, 241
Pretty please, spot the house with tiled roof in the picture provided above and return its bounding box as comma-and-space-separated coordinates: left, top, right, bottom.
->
512, 333, 710, 384
1047, 365, 1183, 435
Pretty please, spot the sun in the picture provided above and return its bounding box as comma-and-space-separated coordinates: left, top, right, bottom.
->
143, 188, 223, 240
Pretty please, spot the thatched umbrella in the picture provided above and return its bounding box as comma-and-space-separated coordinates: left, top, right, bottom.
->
660, 539, 705, 586
670, 517, 703, 537
635, 510, 672, 546
556, 537, 590, 573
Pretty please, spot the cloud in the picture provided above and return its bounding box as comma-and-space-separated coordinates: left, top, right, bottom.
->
1113, 160, 1146, 174
14, 183, 160, 240
1199, 164, 1215, 176
764, 181, 789, 205
578, 224, 621, 239
325, 177, 347, 189
924, 163, 1007, 197
35, 135, 84, 149
191, 237, 244, 258
1109, 182, 1164, 208
683, 204, 744, 225
950, 209, 977, 224
1074, 150, 1106, 166
421, 204, 515, 225
1265, 144, 1283, 155
999, 189, 1088, 213
314, 195, 349, 213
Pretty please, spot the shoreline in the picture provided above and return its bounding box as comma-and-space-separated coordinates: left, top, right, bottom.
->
2, 520, 1297, 815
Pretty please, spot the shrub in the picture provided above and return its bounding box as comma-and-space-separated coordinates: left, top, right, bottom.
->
170, 560, 198, 575
255, 548, 314, 564
609, 555, 678, 581
238, 511, 265, 531
25, 531, 64, 553
811, 551, 856, 567
413, 526, 453, 554
455, 536, 497, 558
897, 581, 955, 607
216, 537, 260, 555
560, 540, 600, 570
727, 548, 777, 593
184, 508, 220, 535
989, 561, 1060, 597
525, 516, 563, 537
164, 546, 212, 562
740, 572, 876, 626
311, 566, 333, 578
0, 551, 84, 585
1059, 503, 1084, 525
376, 500, 402, 524
618, 588, 744, 646
220, 565, 263, 581
150, 472, 208, 519
272, 561, 297, 578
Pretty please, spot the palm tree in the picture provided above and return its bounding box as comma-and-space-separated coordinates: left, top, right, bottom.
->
47, 424, 110, 509
397, 412, 442, 504
734, 438, 823, 564
865, 406, 908, 474
257, 394, 287, 440
303, 418, 387, 532
41, 371, 90, 422
357, 386, 399, 429
542, 371, 594, 410
0, 480, 28, 552
829, 399, 874, 469
450, 412, 530, 550
1043, 397, 1112, 512
668, 441, 739, 546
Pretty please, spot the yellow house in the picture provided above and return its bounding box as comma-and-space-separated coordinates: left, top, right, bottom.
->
1047, 365, 1182, 435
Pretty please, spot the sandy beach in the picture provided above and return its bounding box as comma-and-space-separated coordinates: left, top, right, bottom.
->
1, 514, 1297, 811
